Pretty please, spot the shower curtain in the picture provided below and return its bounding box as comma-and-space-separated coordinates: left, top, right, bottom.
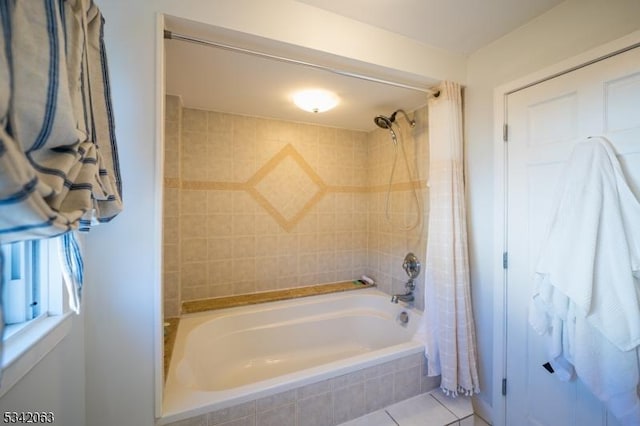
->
416, 81, 480, 396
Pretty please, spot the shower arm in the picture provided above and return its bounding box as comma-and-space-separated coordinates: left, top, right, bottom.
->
390, 109, 416, 128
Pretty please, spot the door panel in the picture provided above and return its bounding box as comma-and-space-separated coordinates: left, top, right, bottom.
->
505, 46, 640, 426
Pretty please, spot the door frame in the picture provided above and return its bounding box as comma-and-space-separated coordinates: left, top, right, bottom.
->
491, 29, 640, 426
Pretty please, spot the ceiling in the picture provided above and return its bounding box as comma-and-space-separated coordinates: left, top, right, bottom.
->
165, 0, 563, 132
297, 0, 563, 55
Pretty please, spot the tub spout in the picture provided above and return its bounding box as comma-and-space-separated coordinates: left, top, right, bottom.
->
391, 292, 414, 304
391, 277, 416, 304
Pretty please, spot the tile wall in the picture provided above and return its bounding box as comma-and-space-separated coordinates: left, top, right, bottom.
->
163, 95, 182, 316
163, 95, 429, 316
163, 352, 440, 426
366, 107, 429, 308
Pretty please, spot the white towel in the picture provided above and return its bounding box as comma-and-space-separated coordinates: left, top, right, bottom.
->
530, 137, 640, 425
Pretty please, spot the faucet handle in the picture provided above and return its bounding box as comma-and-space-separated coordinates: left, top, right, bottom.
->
402, 252, 421, 280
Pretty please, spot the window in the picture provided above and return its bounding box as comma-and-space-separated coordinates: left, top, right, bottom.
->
2, 238, 63, 339
0, 237, 70, 397
3, 240, 43, 337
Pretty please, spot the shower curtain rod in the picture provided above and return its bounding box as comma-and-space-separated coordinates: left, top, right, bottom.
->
164, 30, 438, 96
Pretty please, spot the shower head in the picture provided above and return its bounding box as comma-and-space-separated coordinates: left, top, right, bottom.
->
374, 115, 394, 129
374, 116, 398, 145
373, 109, 416, 130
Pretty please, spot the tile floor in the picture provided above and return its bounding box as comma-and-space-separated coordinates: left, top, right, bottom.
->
339, 390, 490, 426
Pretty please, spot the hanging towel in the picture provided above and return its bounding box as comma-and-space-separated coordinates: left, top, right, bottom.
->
530, 137, 640, 425
415, 81, 480, 396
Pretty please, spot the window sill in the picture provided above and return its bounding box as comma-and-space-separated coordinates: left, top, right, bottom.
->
0, 312, 73, 398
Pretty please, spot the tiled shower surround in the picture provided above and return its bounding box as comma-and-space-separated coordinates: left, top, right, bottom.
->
163, 95, 429, 316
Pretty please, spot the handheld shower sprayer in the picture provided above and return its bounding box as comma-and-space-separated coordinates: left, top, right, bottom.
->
373, 108, 421, 232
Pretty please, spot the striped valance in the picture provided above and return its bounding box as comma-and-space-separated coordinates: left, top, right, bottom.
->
0, 0, 123, 319
0, 0, 122, 242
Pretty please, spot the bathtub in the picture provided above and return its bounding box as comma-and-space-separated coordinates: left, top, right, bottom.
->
161, 288, 424, 424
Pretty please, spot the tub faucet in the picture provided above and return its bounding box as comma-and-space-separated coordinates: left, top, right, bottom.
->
391, 291, 414, 304
391, 252, 421, 304
391, 279, 415, 304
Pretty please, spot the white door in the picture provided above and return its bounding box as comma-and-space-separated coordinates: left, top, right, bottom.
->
505, 45, 640, 426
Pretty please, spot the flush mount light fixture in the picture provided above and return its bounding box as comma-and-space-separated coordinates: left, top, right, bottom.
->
292, 89, 339, 113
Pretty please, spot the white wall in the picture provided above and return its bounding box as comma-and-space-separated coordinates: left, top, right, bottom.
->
465, 0, 640, 415
0, 316, 85, 426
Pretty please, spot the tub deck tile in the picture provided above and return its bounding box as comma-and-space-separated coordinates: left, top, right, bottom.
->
181, 281, 375, 314
163, 317, 180, 380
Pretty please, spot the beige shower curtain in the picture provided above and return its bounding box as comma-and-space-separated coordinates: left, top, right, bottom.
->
416, 81, 480, 396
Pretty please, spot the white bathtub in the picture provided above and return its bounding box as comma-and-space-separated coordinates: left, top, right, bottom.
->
161, 288, 424, 424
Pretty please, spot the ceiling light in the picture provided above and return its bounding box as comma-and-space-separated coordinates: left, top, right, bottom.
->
292, 89, 339, 113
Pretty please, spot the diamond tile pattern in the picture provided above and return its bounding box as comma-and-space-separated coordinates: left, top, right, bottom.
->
248, 144, 327, 231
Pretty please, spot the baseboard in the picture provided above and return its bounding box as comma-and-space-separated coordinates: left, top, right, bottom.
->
472, 395, 492, 425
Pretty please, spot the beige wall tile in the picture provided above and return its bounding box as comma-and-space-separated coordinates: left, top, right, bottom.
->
207, 215, 233, 237
163, 96, 182, 319
208, 237, 233, 261
232, 192, 257, 214
207, 191, 233, 214
163, 216, 179, 245
181, 285, 208, 301
277, 255, 298, 278
232, 258, 255, 283
234, 281, 256, 295
208, 283, 234, 298
232, 214, 255, 236
298, 233, 317, 254
208, 260, 233, 285
164, 299, 179, 319
182, 264, 207, 288
182, 108, 208, 133
164, 156, 180, 179
165, 102, 429, 303
207, 111, 233, 135
254, 213, 280, 235
181, 190, 207, 215
292, 213, 317, 234
207, 132, 233, 160
165, 119, 179, 144
255, 257, 279, 280
163, 272, 179, 299
233, 236, 256, 259
180, 215, 206, 239
163, 244, 180, 273
181, 238, 207, 263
